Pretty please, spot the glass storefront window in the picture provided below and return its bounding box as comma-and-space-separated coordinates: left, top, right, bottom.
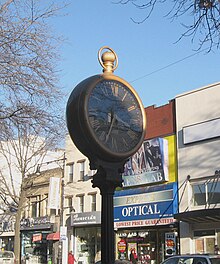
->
21, 231, 50, 264
75, 226, 101, 264
194, 229, 219, 254
115, 228, 178, 264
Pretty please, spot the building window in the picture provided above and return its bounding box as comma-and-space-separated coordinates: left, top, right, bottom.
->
78, 195, 84, 213
78, 160, 85, 181
68, 163, 74, 182
66, 196, 73, 214
44, 194, 48, 216
31, 196, 40, 217
90, 193, 96, 211
192, 179, 220, 206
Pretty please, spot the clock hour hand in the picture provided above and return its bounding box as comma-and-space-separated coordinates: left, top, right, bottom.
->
115, 114, 130, 128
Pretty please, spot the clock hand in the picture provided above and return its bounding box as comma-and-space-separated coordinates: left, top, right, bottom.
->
115, 114, 130, 128
105, 112, 116, 143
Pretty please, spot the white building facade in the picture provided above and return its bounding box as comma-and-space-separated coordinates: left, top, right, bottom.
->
64, 135, 102, 264
175, 82, 220, 254
0, 136, 64, 258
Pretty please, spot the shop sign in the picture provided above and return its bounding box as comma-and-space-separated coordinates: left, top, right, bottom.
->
20, 216, 51, 230
117, 231, 148, 238
115, 201, 173, 221
60, 226, 67, 241
117, 239, 126, 253
32, 233, 42, 242
71, 211, 101, 226
0, 220, 15, 232
114, 217, 176, 229
114, 182, 178, 228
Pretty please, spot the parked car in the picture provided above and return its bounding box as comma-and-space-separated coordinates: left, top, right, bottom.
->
95, 260, 131, 264
0, 251, 15, 264
161, 254, 220, 264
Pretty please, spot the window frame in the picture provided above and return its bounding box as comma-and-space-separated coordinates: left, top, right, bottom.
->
30, 195, 41, 217
78, 160, 86, 181
191, 177, 220, 207
66, 196, 73, 214
78, 195, 84, 213
68, 163, 74, 182
90, 193, 96, 212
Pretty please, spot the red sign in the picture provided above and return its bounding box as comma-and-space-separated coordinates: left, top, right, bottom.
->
117, 239, 126, 253
33, 233, 42, 242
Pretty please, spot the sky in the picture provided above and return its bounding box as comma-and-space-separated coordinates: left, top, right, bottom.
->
53, 0, 220, 108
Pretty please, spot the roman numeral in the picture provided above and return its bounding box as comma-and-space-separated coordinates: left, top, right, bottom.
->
90, 119, 100, 131
99, 131, 106, 141
111, 137, 118, 152
111, 85, 118, 96
122, 91, 128, 101
101, 86, 109, 97
128, 105, 136, 112
127, 130, 138, 140
122, 137, 128, 147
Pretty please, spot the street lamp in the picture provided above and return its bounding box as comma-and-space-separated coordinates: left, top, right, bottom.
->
66, 47, 146, 263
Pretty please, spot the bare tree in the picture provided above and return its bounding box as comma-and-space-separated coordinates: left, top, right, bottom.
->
0, 0, 66, 139
0, 0, 67, 262
0, 123, 64, 263
116, 0, 220, 51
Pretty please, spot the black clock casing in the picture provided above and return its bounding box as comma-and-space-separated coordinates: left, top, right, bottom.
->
66, 73, 146, 163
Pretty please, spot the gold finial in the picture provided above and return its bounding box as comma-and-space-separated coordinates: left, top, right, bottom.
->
98, 46, 118, 74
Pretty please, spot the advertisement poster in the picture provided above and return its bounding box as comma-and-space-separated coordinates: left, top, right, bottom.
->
32, 233, 42, 242
165, 232, 176, 256
122, 138, 169, 187
128, 243, 137, 261
117, 239, 127, 260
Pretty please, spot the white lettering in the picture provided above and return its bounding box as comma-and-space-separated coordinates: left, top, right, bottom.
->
152, 172, 163, 182
121, 204, 160, 217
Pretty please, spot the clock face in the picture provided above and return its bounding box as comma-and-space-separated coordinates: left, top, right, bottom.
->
87, 80, 144, 156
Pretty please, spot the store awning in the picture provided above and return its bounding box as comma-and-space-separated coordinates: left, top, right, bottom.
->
174, 208, 220, 223
46, 232, 60, 241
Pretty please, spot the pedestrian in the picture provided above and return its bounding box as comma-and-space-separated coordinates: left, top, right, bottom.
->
214, 245, 219, 254
68, 250, 77, 264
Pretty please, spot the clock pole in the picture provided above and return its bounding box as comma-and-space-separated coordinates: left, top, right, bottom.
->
66, 46, 146, 264
91, 160, 126, 264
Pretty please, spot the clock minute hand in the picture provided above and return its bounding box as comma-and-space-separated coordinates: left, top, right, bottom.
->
105, 112, 116, 143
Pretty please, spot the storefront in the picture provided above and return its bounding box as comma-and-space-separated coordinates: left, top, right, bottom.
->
175, 209, 220, 254
71, 211, 101, 264
0, 217, 15, 251
0, 235, 14, 251
116, 228, 178, 263
114, 182, 179, 264
20, 216, 54, 264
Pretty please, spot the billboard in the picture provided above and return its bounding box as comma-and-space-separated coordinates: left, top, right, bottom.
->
122, 138, 169, 187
